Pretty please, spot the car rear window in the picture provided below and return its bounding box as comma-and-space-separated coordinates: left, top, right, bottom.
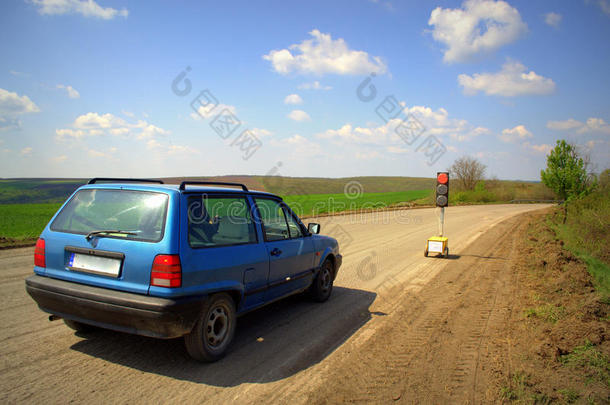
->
51, 189, 169, 242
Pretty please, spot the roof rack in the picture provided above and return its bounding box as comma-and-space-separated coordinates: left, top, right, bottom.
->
179, 181, 249, 191
88, 178, 164, 185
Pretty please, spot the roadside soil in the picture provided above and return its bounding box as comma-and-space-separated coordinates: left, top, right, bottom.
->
305, 209, 609, 404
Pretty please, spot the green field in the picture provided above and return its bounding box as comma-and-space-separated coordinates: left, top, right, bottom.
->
0, 176, 555, 248
0, 203, 62, 246
0, 190, 431, 246
283, 190, 431, 217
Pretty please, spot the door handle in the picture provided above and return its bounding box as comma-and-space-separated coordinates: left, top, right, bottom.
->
270, 248, 282, 256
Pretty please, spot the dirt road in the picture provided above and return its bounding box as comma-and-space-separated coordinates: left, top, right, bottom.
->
0, 204, 549, 403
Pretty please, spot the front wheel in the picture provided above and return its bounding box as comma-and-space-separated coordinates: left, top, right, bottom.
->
184, 293, 236, 362
310, 259, 334, 302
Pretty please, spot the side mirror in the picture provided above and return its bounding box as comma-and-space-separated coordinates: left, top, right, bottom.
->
307, 223, 320, 234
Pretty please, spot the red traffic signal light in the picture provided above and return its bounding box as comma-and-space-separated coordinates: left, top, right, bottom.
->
436, 172, 449, 207
437, 172, 448, 184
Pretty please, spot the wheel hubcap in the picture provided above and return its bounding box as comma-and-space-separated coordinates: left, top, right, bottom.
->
205, 306, 228, 347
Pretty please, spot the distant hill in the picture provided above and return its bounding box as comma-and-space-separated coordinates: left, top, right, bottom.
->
161, 175, 435, 195
0, 175, 550, 205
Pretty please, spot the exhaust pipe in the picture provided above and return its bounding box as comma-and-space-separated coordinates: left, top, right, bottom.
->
48, 315, 61, 321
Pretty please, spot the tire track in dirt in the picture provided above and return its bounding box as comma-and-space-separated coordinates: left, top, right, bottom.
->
305, 214, 525, 404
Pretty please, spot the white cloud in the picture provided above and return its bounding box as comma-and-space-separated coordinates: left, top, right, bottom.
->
355, 151, 382, 160
546, 117, 610, 135
137, 123, 170, 139
298, 81, 332, 91
52, 155, 68, 163
146, 139, 198, 156
20, 146, 33, 156
0, 88, 40, 130
523, 142, 552, 154
56, 112, 170, 141
546, 118, 582, 131
544, 12, 562, 28
0, 88, 40, 115
121, 110, 135, 118
88, 149, 110, 158
284, 94, 303, 105
30, 0, 128, 19
317, 123, 390, 145
56, 84, 80, 99
288, 110, 311, 122
167, 145, 198, 155
270, 134, 322, 155
55, 128, 85, 139
250, 128, 273, 138
146, 139, 162, 149
406, 105, 490, 141
386, 146, 410, 154
190, 103, 237, 120
317, 104, 489, 147
500, 125, 533, 143
73, 112, 126, 129
428, 0, 527, 63
458, 60, 555, 97
263, 29, 387, 75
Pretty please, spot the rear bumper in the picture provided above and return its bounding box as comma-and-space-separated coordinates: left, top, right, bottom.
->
25, 275, 203, 339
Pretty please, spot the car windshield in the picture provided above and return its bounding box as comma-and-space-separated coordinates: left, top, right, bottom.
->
51, 189, 169, 242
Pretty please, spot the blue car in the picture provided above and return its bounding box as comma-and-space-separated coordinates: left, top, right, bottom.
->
26, 179, 342, 362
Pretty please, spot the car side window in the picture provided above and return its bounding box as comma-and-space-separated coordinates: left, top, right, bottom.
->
283, 207, 304, 238
187, 195, 256, 248
254, 198, 290, 242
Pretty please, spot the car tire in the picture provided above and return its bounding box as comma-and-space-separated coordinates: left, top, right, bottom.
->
63, 319, 96, 333
424, 250, 428, 257
184, 293, 236, 362
310, 259, 334, 302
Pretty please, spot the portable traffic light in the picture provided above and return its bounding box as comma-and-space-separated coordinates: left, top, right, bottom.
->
426, 171, 450, 258
435, 172, 449, 207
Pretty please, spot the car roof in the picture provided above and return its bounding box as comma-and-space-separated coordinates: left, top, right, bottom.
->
77, 183, 280, 198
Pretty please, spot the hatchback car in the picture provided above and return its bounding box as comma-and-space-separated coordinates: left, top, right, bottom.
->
26, 179, 342, 361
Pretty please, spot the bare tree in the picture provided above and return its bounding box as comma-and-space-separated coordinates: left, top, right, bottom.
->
449, 156, 487, 191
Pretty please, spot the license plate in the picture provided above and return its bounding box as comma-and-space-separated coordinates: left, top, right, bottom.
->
69, 253, 122, 277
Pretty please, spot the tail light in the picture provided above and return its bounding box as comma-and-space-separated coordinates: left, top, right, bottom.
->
151, 254, 181, 288
34, 238, 46, 268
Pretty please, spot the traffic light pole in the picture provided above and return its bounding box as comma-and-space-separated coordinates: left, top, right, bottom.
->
439, 206, 445, 237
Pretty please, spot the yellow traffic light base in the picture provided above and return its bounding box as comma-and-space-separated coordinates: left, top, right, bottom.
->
424, 236, 449, 258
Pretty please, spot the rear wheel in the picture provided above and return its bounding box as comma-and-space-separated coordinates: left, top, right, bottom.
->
310, 259, 334, 302
63, 319, 96, 333
184, 293, 236, 362
444, 247, 449, 258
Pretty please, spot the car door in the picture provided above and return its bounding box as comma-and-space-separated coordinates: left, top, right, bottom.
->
254, 197, 316, 300
180, 193, 269, 311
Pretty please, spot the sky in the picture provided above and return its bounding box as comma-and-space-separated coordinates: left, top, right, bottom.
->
1, 0, 609, 181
